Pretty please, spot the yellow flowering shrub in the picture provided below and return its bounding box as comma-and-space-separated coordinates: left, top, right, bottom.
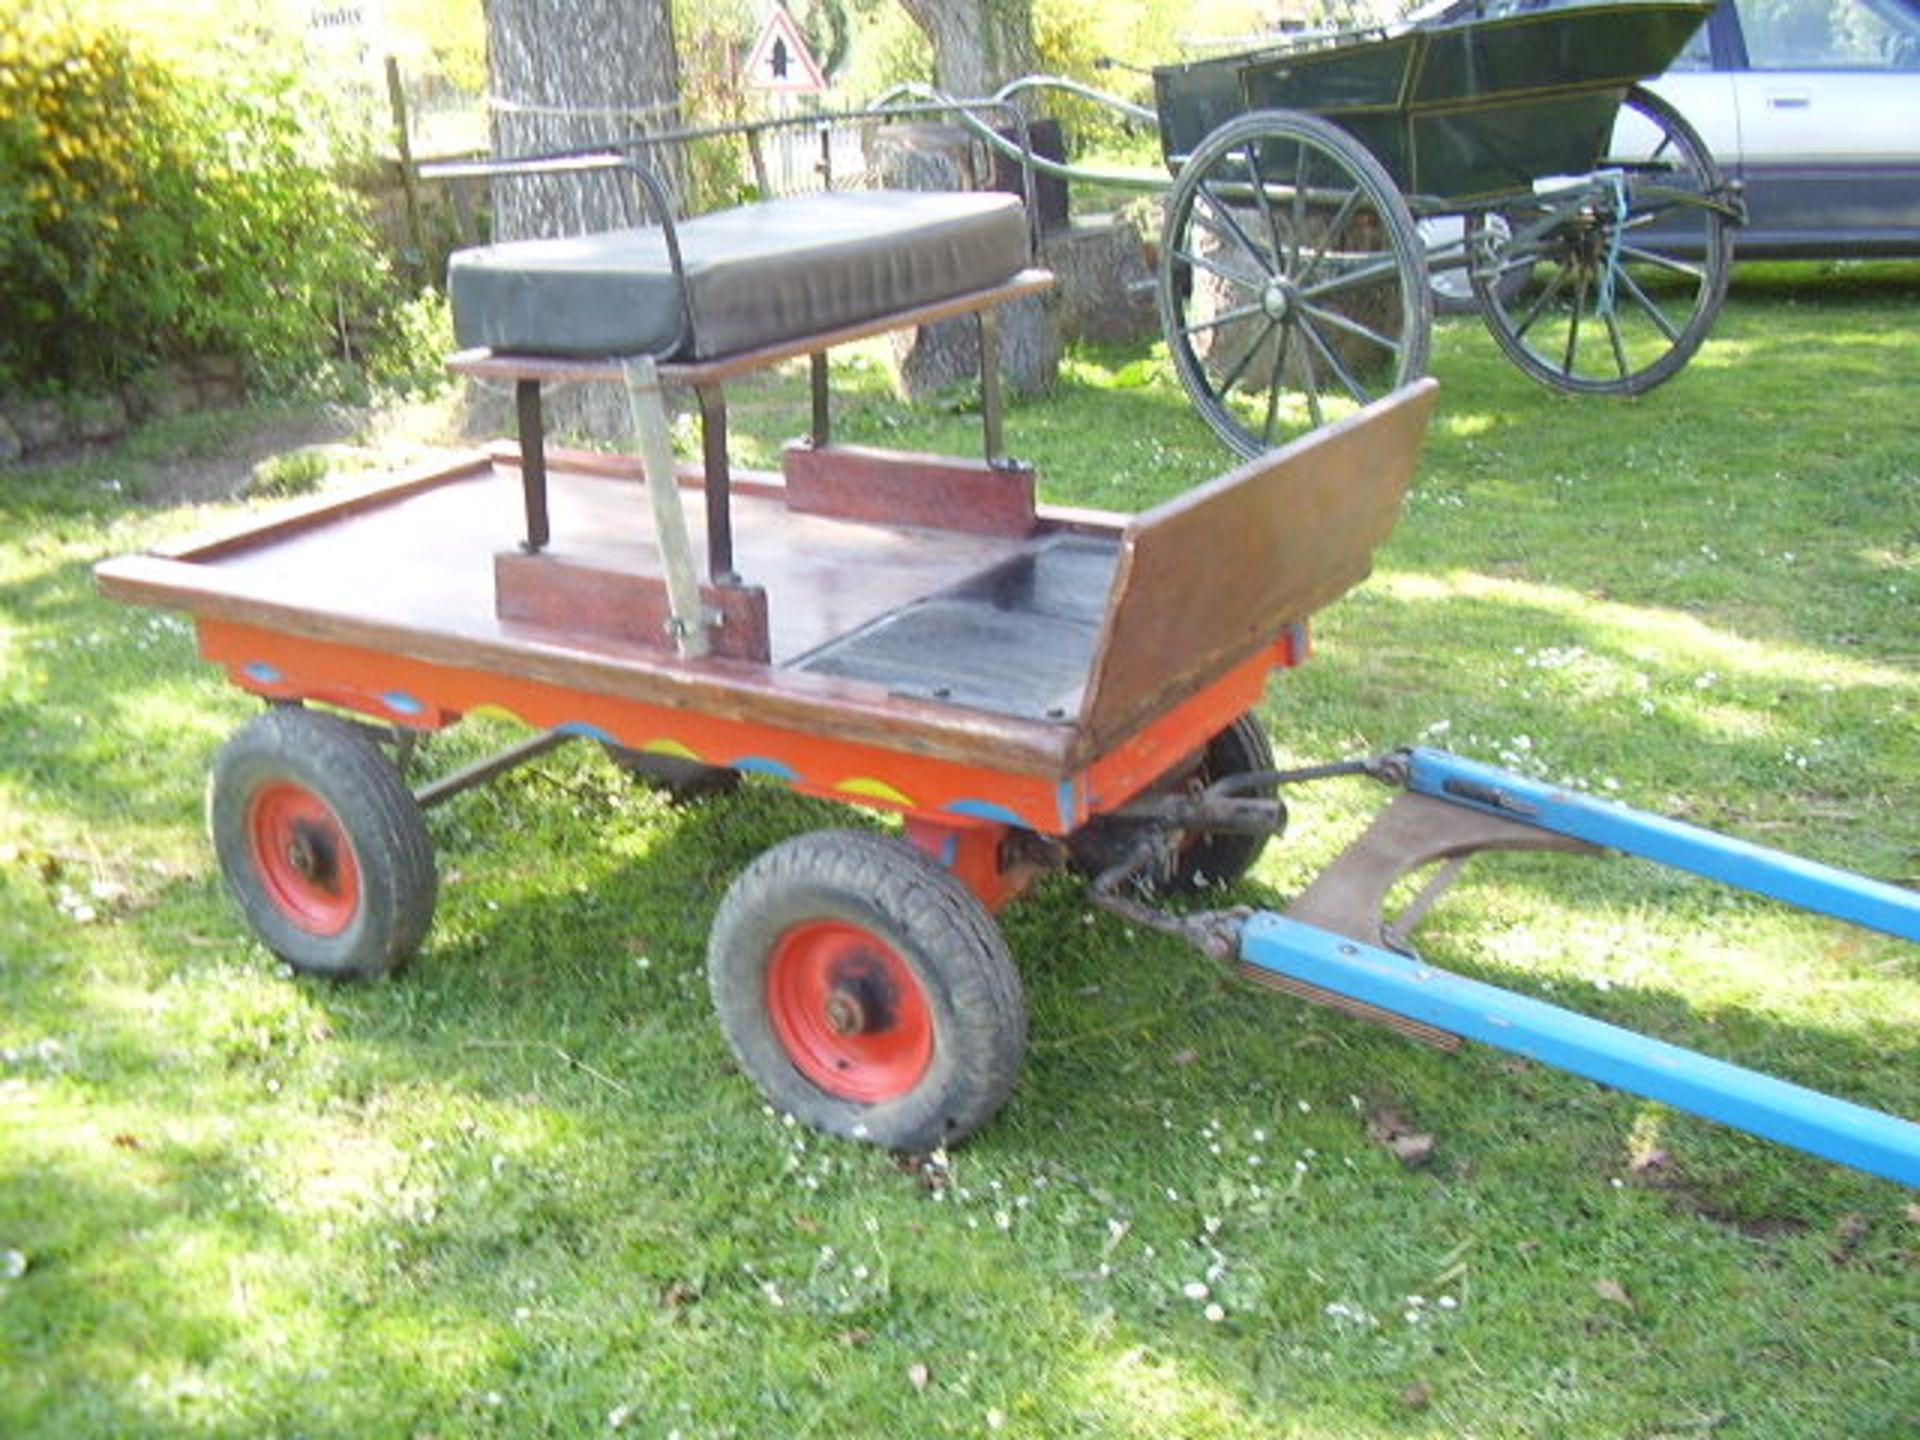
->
0, 5, 387, 393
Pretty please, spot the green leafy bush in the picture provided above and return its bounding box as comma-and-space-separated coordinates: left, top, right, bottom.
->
0, 6, 389, 395
245, 447, 331, 500
362, 287, 455, 399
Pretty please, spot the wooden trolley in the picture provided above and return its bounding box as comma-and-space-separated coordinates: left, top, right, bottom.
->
96, 94, 1916, 1188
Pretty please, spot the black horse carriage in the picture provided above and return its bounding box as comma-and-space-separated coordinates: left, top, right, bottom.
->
960, 0, 1742, 455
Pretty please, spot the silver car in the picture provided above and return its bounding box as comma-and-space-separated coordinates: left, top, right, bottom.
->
1648, 0, 1920, 255
1425, 0, 1920, 307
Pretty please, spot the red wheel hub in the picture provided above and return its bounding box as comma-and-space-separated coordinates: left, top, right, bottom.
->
766, 921, 932, 1102
245, 782, 360, 936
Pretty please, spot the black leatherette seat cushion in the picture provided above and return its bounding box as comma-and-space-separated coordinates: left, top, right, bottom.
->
448, 189, 1030, 361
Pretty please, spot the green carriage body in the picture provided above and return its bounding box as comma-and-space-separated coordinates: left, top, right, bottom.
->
1154, 0, 1714, 206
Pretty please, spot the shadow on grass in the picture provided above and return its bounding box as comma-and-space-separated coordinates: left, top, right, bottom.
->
1727, 258, 1920, 305
371, 759, 1920, 1417
365, 751, 1918, 1211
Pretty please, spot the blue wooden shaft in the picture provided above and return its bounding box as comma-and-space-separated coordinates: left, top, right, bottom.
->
1402, 748, 1920, 943
1239, 913, 1920, 1187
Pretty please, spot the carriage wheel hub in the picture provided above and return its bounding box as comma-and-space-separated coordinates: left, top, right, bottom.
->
764, 919, 934, 1103
245, 782, 361, 938
1262, 279, 1296, 320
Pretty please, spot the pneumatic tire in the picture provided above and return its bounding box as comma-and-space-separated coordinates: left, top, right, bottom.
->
208, 708, 436, 979
707, 829, 1025, 1151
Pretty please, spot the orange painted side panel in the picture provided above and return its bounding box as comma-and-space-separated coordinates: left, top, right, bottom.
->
197, 618, 1306, 837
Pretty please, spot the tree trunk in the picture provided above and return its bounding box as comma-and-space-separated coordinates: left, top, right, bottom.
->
482, 0, 683, 235
479, 0, 682, 437
871, 124, 1059, 400
897, 0, 1038, 99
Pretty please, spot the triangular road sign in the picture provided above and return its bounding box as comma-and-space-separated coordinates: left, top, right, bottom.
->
743, 7, 828, 93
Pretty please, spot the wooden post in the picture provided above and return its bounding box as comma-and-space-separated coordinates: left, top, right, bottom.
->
385, 55, 427, 273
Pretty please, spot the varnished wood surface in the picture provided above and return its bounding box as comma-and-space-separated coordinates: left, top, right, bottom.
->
782, 442, 1037, 538
151, 458, 1031, 665
487, 439, 1127, 534
96, 385, 1437, 778
1080, 380, 1438, 749
95, 453, 1082, 776
151, 452, 496, 561
495, 551, 772, 662
102, 546, 1082, 776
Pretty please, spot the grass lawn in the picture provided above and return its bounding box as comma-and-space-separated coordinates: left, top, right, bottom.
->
2, 263, 1917, 1437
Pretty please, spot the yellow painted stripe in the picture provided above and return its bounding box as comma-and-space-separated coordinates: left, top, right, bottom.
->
835, 776, 917, 807
637, 738, 703, 761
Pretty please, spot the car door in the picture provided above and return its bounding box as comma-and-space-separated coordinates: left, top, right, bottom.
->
1725, 0, 1920, 253
1643, 10, 1741, 161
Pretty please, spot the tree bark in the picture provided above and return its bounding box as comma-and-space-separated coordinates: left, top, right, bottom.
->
478, 0, 683, 436
871, 124, 1059, 400
890, 0, 1057, 397
897, 0, 1039, 99
481, 0, 683, 238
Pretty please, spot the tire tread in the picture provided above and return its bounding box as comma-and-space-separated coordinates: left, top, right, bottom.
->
209, 708, 436, 979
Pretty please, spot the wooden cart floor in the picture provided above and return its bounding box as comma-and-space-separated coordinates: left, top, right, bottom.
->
198, 455, 1112, 694
99, 381, 1436, 789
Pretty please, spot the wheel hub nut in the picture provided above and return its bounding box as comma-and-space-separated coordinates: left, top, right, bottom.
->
285, 824, 332, 885
286, 832, 318, 878
824, 989, 867, 1036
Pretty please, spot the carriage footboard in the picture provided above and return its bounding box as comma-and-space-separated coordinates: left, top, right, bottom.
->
792, 380, 1439, 745
1078, 379, 1438, 748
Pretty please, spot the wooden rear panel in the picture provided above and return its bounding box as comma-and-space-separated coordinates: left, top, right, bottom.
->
1079, 380, 1438, 748
781, 443, 1038, 538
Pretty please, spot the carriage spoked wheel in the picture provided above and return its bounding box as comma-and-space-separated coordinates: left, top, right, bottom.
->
707, 830, 1026, 1152
1159, 109, 1431, 459
1468, 85, 1735, 396
208, 707, 437, 979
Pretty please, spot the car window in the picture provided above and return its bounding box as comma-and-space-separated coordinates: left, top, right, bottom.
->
1668, 18, 1715, 70
1735, 0, 1920, 70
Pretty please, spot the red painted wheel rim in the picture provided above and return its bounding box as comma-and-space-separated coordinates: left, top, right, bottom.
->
245, 782, 360, 936
766, 921, 933, 1103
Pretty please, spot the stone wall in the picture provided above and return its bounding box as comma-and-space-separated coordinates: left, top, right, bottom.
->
0, 357, 246, 464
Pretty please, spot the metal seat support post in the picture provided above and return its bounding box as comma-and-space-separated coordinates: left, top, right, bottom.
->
693, 384, 738, 584
515, 379, 551, 552
978, 308, 1006, 466
810, 352, 832, 449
